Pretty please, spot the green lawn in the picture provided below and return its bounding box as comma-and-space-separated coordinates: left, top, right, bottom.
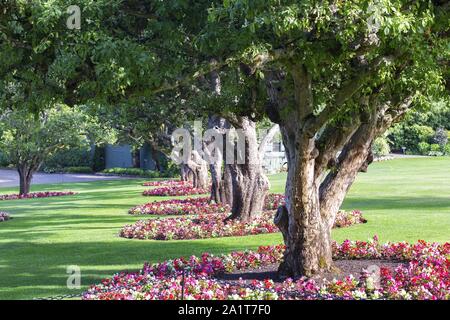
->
0, 157, 449, 300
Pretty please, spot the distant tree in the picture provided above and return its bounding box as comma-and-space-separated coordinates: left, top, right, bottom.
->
0, 106, 84, 195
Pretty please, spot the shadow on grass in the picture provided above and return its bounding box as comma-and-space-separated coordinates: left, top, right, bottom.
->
343, 195, 450, 211
0, 236, 280, 299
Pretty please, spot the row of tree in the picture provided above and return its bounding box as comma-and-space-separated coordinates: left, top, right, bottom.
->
0, 0, 448, 277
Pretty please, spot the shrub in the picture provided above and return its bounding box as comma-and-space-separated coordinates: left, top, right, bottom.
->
102, 167, 177, 178
428, 151, 444, 157
43, 166, 94, 174
444, 144, 450, 156
388, 124, 435, 154
428, 144, 444, 157
372, 137, 391, 157
417, 142, 431, 155
43, 146, 91, 170
433, 127, 449, 151
430, 144, 442, 152
65, 166, 94, 173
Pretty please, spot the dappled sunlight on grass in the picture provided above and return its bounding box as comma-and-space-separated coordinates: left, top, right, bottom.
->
0, 157, 449, 299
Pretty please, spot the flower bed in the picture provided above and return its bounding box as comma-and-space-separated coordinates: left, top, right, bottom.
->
264, 193, 285, 210
129, 197, 230, 216
83, 237, 450, 300
133, 192, 280, 216
334, 210, 366, 227
0, 212, 10, 222
143, 186, 209, 197
142, 180, 192, 187
0, 191, 77, 201
120, 210, 366, 240
263, 194, 366, 227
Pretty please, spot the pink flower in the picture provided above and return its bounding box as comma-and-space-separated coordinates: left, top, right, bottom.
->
142, 180, 193, 187
120, 210, 366, 241
0, 191, 77, 201
83, 238, 450, 300
129, 197, 229, 216
143, 186, 209, 196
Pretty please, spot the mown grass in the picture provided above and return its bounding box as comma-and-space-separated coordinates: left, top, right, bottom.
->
0, 157, 449, 299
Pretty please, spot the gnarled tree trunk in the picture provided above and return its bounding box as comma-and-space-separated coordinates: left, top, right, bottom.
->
265, 67, 412, 278
180, 164, 194, 182
205, 115, 272, 219
183, 150, 209, 189
225, 117, 270, 222
275, 126, 374, 277
205, 115, 230, 204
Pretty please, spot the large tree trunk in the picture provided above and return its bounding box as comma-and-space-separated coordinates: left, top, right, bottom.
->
276, 134, 376, 277
18, 165, 34, 195
263, 67, 410, 278
193, 156, 209, 189
204, 115, 232, 204
220, 164, 233, 206
180, 164, 192, 182
274, 132, 335, 277
225, 117, 270, 222
182, 150, 209, 189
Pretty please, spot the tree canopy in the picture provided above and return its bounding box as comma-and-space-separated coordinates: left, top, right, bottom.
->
0, 0, 448, 276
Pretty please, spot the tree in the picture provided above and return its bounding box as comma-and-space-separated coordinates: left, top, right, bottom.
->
0, 0, 273, 220
200, 72, 272, 220
0, 106, 84, 194
2, 0, 447, 277
205, 0, 448, 276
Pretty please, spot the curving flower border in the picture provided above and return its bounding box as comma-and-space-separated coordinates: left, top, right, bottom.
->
120, 210, 366, 240
264, 193, 286, 210
0, 191, 77, 201
142, 180, 192, 187
83, 236, 450, 300
129, 197, 230, 216
143, 186, 209, 197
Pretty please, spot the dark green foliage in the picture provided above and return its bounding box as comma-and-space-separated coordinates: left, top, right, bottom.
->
372, 137, 391, 157
92, 146, 106, 172
388, 124, 435, 154
43, 166, 94, 174
43, 146, 92, 170
433, 127, 449, 152
101, 167, 178, 178
0, 152, 9, 167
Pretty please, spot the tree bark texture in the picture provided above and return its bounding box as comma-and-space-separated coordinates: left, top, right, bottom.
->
265, 67, 412, 277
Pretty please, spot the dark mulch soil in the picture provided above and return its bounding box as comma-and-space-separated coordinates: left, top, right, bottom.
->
218, 260, 404, 286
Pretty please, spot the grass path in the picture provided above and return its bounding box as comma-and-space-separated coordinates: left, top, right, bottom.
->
0, 157, 449, 299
